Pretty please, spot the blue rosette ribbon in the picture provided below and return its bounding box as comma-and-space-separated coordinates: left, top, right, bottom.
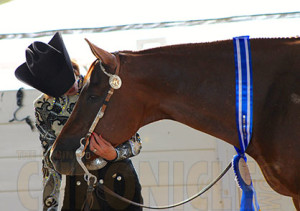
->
233, 36, 260, 211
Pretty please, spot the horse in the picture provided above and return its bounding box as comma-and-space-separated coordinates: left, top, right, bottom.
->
50, 37, 300, 209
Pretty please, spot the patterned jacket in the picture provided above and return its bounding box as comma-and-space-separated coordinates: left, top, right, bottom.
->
34, 75, 142, 210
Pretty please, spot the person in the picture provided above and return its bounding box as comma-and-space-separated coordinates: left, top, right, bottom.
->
15, 32, 143, 211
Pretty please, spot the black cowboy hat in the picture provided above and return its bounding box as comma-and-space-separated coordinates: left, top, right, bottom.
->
15, 32, 75, 97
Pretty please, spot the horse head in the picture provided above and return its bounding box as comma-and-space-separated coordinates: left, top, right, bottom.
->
51, 40, 156, 175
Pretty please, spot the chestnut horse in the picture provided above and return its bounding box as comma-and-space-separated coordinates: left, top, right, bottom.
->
51, 38, 300, 209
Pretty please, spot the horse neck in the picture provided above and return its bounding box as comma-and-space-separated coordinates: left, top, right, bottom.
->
121, 41, 239, 147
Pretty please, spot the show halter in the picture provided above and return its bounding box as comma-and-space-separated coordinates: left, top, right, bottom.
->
233, 36, 260, 211
76, 60, 122, 185
75, 60, 122, 210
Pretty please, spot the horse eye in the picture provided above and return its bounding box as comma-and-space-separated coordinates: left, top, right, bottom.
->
87, 95, 99, 102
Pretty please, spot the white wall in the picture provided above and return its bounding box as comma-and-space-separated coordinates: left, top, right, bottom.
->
0, 89, 295, 210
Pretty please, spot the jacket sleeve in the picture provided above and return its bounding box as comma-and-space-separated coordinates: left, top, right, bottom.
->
113, 133, 142, 162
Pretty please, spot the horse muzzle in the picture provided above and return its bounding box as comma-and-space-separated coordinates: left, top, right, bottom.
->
50, 148, 85, 175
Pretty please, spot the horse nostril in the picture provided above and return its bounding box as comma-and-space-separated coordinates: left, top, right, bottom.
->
49, 139, 84, 175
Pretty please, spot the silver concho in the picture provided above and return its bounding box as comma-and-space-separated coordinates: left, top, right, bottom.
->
109, 75, 122, 89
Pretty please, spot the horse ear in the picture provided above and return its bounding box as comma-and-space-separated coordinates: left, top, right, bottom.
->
85, 38, 117, 69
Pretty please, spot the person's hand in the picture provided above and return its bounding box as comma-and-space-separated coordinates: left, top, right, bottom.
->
89, 132, 117, 161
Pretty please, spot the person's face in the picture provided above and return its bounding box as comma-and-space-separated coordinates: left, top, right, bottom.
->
65, 79, 79, 96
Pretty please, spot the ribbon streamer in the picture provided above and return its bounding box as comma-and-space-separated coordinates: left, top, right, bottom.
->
233, 36, 260, 211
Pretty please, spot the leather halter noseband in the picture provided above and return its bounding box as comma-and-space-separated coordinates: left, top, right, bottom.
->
76, 59, 122, 185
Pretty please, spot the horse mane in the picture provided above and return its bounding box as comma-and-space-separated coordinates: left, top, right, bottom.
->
118, 40, 238, 56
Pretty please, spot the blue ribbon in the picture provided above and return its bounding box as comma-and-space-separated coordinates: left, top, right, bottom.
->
233, 36, 253, 154
233, 36, 260, 211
